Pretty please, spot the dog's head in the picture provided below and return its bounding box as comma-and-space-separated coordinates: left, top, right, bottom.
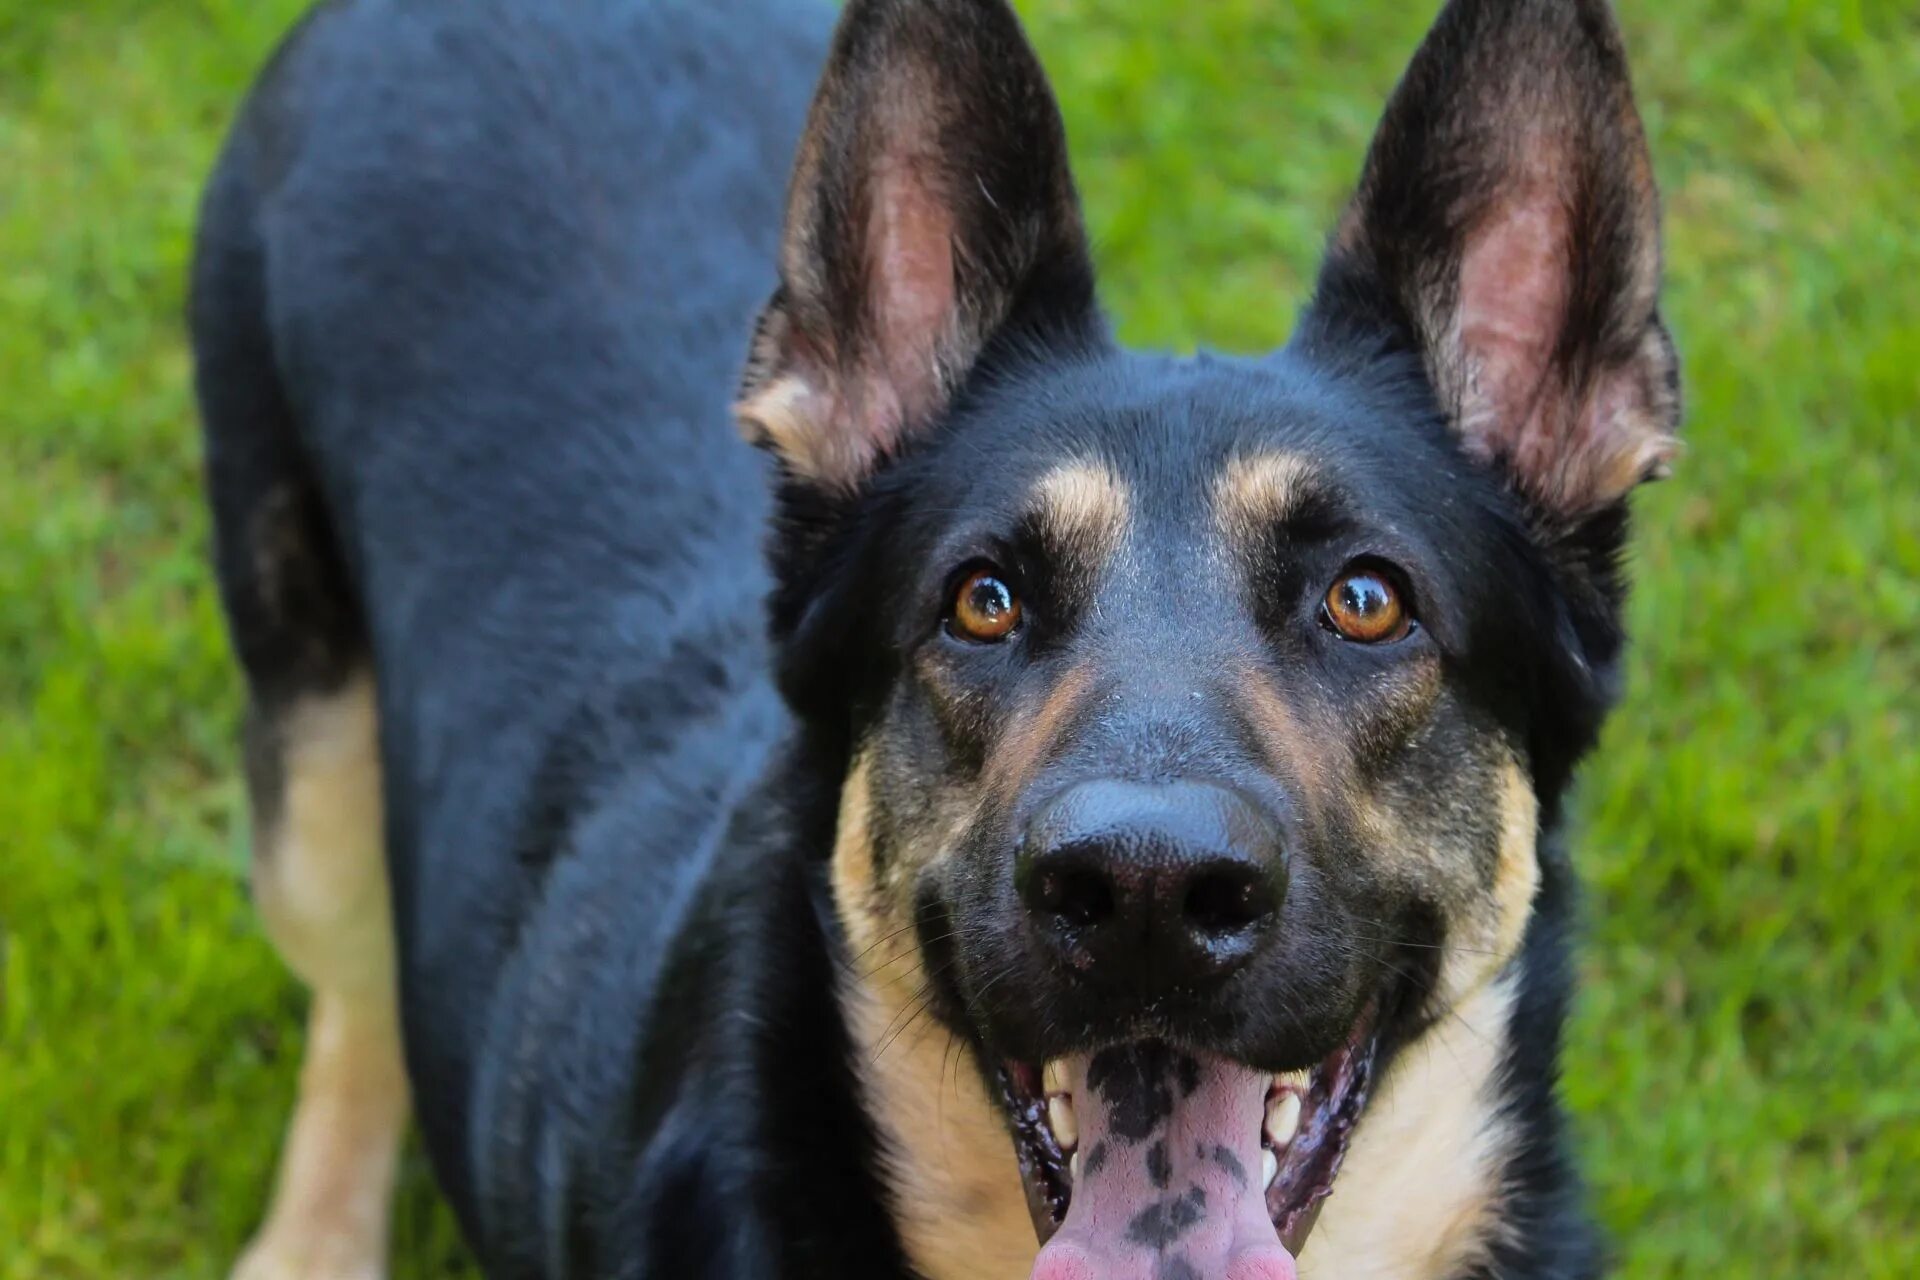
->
738, 1, 1675, 1276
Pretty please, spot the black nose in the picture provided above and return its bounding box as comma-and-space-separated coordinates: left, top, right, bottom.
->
1017, 780, 1285, 992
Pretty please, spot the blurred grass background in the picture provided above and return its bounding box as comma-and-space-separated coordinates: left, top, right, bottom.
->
1, 0, 1914, 1276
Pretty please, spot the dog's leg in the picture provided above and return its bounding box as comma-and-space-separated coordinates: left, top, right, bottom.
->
233, 673, 407, 1280
194, 124, 407, 1277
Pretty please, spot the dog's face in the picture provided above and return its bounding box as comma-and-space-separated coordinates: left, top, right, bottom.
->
847, 356, 1555, 1052
739, 2, 1676, 1277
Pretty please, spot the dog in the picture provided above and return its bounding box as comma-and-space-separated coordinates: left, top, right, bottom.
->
191, 0, 1679, 1276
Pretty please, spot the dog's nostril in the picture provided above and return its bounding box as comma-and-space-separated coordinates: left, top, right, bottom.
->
1182, 864, 1274, 935
1035, 864, 1114, 928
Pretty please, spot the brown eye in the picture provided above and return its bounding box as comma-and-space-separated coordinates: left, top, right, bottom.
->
1324, 568, 1410, 643
950, 569, 1022, 643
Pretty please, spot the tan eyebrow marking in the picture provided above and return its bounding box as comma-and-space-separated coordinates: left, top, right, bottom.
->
1213, 451, 1317, 544
1028, 461, 1131, 572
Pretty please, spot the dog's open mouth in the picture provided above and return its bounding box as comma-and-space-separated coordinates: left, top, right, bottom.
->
998, 1003, 1380, 1280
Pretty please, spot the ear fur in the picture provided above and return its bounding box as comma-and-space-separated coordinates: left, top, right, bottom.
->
737, 0, 1098, 493
1311, 0, 1679, 520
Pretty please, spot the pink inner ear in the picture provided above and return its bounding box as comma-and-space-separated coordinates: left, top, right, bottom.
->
1454, 174, 1570, 479
863, 157, 958, 449
1452, 167, 1675, 514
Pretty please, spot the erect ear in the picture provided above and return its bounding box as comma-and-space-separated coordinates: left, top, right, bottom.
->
1310, 0, 1680, 520
736, 0, 1099, 493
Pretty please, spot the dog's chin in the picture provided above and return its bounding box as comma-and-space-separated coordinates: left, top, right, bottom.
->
989, 999, 1383, 1280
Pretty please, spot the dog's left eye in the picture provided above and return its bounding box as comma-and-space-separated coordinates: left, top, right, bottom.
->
1323, 566, 1411, 643
949, 568, 1022, 643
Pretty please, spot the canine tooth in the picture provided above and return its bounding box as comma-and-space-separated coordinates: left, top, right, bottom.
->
1263, 1147, 1280, 1189
1071, 1151, 1083, 1182
1048, 1095, 1079, 1151
1265, 1092, 1302, 1148
1043, 1059, 1069, 1096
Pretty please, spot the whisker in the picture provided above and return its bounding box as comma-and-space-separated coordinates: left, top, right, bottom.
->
870, 984, 932, 1063
838, 919, 933, 975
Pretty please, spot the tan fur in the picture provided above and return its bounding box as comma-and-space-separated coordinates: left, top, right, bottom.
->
1030, 461, 1131, 570
735, 369, 857, 492
983, 659, 1096, 806
1437, 760, 1542, 1010
1303, 975, 1522, 1280
1303, 761, 1538, 1279
833, 756, 1039, 1280
235, 672, 407, 1280
1232, 660, 1334, 817
1485, 763, 1544, 979
1352, 748, 1540, 1018
1214, 451, 1315, 544
233, 995, 408, 1280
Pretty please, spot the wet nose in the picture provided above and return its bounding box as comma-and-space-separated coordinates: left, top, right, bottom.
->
1017, 779, 1286, 992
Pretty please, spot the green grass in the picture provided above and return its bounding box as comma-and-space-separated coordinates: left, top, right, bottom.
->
1, 0, 1913, 1275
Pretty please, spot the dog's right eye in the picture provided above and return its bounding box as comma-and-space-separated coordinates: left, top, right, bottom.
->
1322, 566, 1411, 644
949, 569, 1023, 643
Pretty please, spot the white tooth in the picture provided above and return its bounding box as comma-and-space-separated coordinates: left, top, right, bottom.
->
1265, 1092, 1302, 1148
1048, 1094, 1079, 1152
1070, 1151, 1083, 1182
1274, 1069, 1311, 1092
1043, 1059, 1069, 1096
1263, 1147, 1280, 1189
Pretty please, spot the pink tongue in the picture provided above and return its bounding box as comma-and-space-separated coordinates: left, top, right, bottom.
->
1031, 1046, 1295, 1280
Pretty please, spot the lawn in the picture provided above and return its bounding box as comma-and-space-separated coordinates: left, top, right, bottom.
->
1, 0, 1914, 1276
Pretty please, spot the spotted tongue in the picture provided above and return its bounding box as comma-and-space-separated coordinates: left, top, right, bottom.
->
1032, 1045, 1295, 1280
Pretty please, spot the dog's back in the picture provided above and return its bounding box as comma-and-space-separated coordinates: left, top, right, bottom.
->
192, 0, 842, 1268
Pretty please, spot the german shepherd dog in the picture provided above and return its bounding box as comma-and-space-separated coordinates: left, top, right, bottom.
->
192, 0, 1678, 1276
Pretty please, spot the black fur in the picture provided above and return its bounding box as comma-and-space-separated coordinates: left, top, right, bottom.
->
193, 1, 906, 1273
194, 1, 1674, 1276
1468, 839, 1604, 1280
